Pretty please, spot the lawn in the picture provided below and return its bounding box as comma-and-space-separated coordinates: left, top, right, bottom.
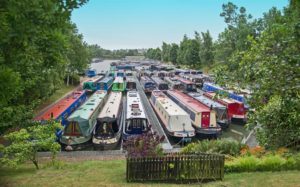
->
1, 159, 300, 187
34, 85, 77, 115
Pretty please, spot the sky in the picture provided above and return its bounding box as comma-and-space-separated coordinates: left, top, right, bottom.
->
71, 0, 289, 50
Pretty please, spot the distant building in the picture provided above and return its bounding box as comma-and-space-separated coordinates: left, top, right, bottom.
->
125, 56, 145, 61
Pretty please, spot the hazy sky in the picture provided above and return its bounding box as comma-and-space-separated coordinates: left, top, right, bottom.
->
71, 0, 288, 50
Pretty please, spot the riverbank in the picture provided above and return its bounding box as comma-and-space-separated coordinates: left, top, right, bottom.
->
1, 159, 299, 187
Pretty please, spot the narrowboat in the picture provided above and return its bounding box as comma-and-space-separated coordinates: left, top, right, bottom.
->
177, 77, 197, 92
144, 70, 154, 77
204, 92, 247, 123
34, 90, 87, 137
123, 91, 150, 141
98, 77, 114, 91
188, 75, 204, 88
60, 90, 108, 149
151, 76, 169, 91
140, 76, 156, 93
164, 77, 183, 90
166, 90, 221, 137
112, 77, 126, 92
82, 76, 103, 92
188, 92, 229, 129
126, 77, 137, 91
86, 69, 97, 77
92, 92, 123, 150
116, 70, 125, 77
125, 70, 133, 77
202, 82, 248, 105
150, 90, 195, 141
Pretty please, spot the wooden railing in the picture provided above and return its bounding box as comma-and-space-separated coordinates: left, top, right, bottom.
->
126, 153, 225, 182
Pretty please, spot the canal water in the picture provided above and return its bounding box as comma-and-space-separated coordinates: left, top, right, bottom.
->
89, 60, 249, 147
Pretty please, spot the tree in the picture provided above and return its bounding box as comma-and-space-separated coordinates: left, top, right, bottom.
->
200, 31, 214, 66
169, 43, 179, 64
0, 121, 62, 169
214, 1, 300, 149
161, 42, 171, 62
0, 0, 88, 133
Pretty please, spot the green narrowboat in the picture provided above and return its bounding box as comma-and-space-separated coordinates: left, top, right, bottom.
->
60, 90, 108, 148
112, 77, 126, 92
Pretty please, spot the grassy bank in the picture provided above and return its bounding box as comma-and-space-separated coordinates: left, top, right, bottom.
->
34, 85, 76, 115
1, 159, 300, 187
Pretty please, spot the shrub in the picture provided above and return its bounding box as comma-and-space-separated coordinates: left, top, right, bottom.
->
225, 153, 300, 173
181, 139, 242, 156
123, 130, 165, 158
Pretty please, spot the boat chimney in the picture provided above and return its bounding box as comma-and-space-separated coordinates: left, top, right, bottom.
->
50, 112, 54, 119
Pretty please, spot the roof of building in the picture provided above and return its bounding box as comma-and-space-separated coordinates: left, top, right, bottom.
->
34, 91, 86, 121
98, 92, 122, 119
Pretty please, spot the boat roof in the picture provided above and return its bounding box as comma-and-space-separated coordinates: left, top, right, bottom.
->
203, 82, 224, 90
126, 77, 136, 82
98, 92, 122, 119
84, 75, 103, 83
126, 91, 146, 119
68, 90, 107, 121
205, 92, 242, 104
188, 92, 226, 109
167, 90, 210, 112
151, 76, 167, 84
99, 77, 113, 83
177, 77, 194, 84
113, 77, 124, 83
152, 90, 187, 116
34, 91, 85, 120
141, 76, 153, 82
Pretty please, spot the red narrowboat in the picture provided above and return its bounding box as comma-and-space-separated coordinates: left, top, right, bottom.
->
166, 90, 221, 137
204, 92, 247, 122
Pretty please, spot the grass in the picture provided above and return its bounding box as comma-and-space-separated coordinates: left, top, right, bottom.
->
1, 159, 300, 187
34, 85, 76, 115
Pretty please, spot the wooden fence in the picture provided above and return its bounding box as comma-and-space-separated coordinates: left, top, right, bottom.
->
126, 153, 225, 182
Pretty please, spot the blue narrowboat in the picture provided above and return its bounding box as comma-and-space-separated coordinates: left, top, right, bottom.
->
34, 90, 87, 137
86, 69, 97, 77
140, 76, 156, 93
98, 77, 114, 91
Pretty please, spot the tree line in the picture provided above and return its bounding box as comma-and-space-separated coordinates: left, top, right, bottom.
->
146, 1, 300, 149
0, 0, 91, 133
88, 44, 142, 59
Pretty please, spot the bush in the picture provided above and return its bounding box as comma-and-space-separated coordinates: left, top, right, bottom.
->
225, 153, 300, 173
181, 139, 243, 156
123, 130, 165, 158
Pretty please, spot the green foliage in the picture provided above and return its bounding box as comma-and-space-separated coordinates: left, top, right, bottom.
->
225, 154, 300, 173
0, 121, 62, 169
88, 44, 141, 59
181, 139, 242, 156
0, 0, 89, 133
144, 48, 161, 60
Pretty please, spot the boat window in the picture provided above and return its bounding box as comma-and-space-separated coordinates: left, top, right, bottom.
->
64, 122, 82, 136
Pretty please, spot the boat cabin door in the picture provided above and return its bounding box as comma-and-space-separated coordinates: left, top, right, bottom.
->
201, 112, 210, 128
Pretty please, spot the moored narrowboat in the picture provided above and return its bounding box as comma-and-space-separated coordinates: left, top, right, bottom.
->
82, 76, 104, 92
166, 90, 221, 137
140, 76, 156, 93
98, 77, 114, 91
60, 90, 108, 150
123, 91, 150, 141
204, 92, 247, 123
150, 90, 195, 141
188, 92, 229, 129
34, 90, 87, 137
126, 77, 137, 91
112, 77, 126, 92
151, 76, 169, 91
92, 92, 123, 150
177, 77, 197, 92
